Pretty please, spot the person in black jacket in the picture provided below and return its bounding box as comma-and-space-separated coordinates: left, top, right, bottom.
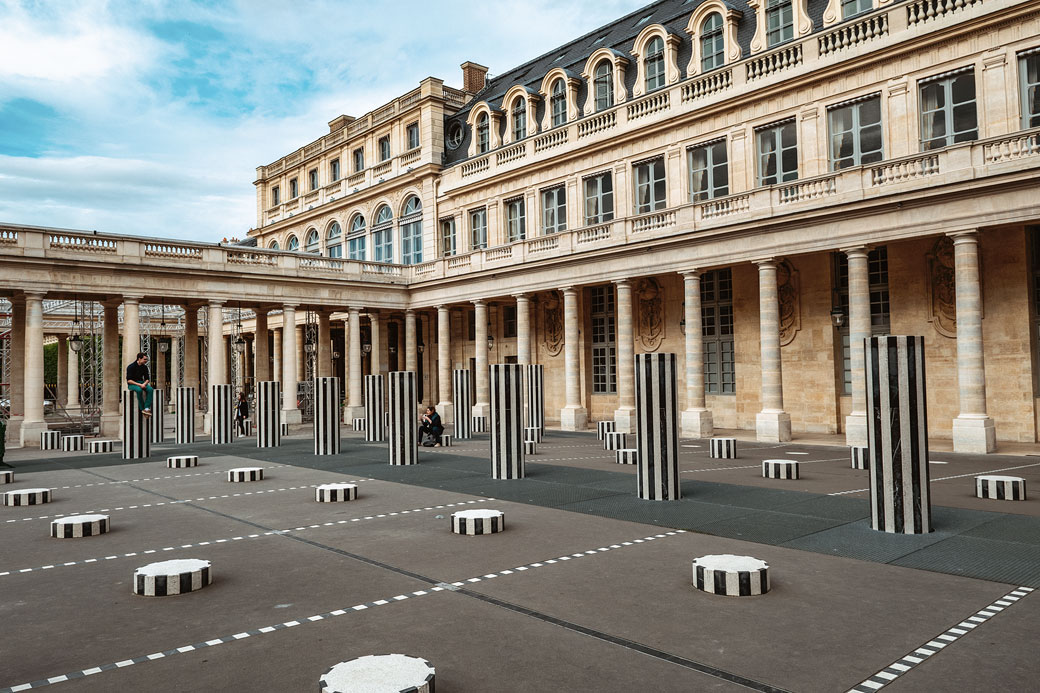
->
235, 392, 249, 436
419, 405, 443, 446
125, 352, 153, 416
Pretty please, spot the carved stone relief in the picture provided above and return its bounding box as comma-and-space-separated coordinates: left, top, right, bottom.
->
927, 236, 957, 338
777, 259, 801, 347
636, 278, 664, 351
542, 291, 564, 357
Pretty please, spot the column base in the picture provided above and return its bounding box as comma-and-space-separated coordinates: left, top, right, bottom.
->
437, 401, 453, 425
681, 409, 714, 439
282, 408, 302, 425
4, 417, 22, 447
99, 413, 120, 438
343, 405, 366, 422
560, 406, 588, 432
613, 407, 635, 434
844, 413, 868, 448
953, 415, 996, 454
756, 410, 791, 443
203, 412, 212, 435
19, 420, 48, 447
472, 403, 491, 419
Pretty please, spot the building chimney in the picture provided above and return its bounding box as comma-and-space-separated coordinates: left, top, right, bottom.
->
460, 61, 489, 94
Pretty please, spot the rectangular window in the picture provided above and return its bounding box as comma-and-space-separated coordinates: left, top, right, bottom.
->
583, 172, 614, 225
379, 136, 391, 161
503, 306, 517, 339
842, 0, 872, 18
289, 178, 298, 198
407, 122, 420, 150
590, 285, 617, 394
348, 235, 366, 261
541, 186, 567, 234
373, 228, 392, 263
828, 95, 883, 170
330, 159, 340, 182
1019, 50, 1040, 129
633, 157, 666, 214
309, 168, 318, 191
757, 120, 798, 186
401, 219, 422, 265
353, 148, 364, 172
440, 218, 457, 257
701, 268, 735, 394
835, 248, 891, 394
766, 0, 794, 47
470, 208, 487, 250
920, 69, 978, 151
688, 140, 729, 201
506, 197, 526, 242
468, 310, 476, 341
271, 186, 280, 206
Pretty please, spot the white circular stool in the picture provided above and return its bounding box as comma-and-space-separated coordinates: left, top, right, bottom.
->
763, 459, 799, 480
315, 483, 358, 502
133, 558, 212, 596
692, 554, 770, 596
451, 508, 505, 535
227, 467, 263, 482
51, 514, 110, 538
975, 475, 1027, 501
319, 654, 435, 693
3, 488, 51, 506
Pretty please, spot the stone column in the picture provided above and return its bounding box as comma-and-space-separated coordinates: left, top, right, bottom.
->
345, 307, 364, 420
951, 231, 996, 453
67, 335, 81, 411
404, 309, 417, 374
473, 300, 490, 418
56, 334, 68, 406
515, 294, 532, 365
681, 270, 713, 438
317, 311, 332, 377
254, 310, 270, 382
170, 333, 180, 391
844, 247, 870, 446
437, 305, 452, 423
272, 327, 282, 383
20, 292, 47, 445
754, 260, 791, 442
296, 325, 306, 378
369, 310, 384, 378
281, 305, 301, 424
100, 300, 120, 436
122, 296, 141, 371
560, 286, 588, 430
204, 300, 225, 433
613, 280, 635, 434
5, 298, 25, 444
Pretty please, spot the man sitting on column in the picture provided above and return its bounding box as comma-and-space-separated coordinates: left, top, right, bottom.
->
419, 405, 443, 447
126, 352, 153, 417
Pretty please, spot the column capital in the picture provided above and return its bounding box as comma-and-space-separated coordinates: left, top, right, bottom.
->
947, 230, 980, 245
840, 245, 870, 258
612, 278, 631, 289
281, 303, 298, 310
208, 299, 225, 307
436, 304, 450, 312
751, 257, 777, 269
560, 286, 578, 297
471, 298, 486, 307
680, 269, 701, 279
347, 305, 362, 315
122, 295, 142, 304
405, 308, 416, 316
512, 293, 530, 301
23, 291, 45, 301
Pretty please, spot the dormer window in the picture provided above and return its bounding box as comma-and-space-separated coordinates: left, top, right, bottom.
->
594, 61, 614, 111
766, 0, 794, 47
645, 37, 665, 91
512, 97, 527, 141
477, 114, 490, 153
551, 79, 567, 127
701, 14, 724, 72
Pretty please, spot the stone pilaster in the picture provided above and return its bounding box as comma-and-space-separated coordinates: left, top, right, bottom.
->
204, 300, 225, 433
754, 260, 791, 442
272, 327, 282, 383
613, 280, 635, 434
681, 270, 713, 438
20, 292, 47, 446
67, 335, 81, 411
254, 310, 270, 382
844, 247, 870, 446
560, 286, 587, 430
473, 300, 490, 418
281, 305, 301, 424
5, 297, 25, 444
345, 307, 365, 420
515, 294, 531, 365
405, 309, 417, 374
317, 311, 332, 378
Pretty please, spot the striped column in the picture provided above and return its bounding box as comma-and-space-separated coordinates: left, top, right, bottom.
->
866, 335, 931, 534
490, 364, 524, 479
314, 377, 341, 455
150, 389, 166, 443
452, 369, 472, 439
364, 374, 385, 442
175, 387, 195, 444
635, 353, 680, 501
256, 380, 281, 448
388, 371, 417, 466
210, 384, 234, 445
524, 364, 544, 434
122, 389, 151, 459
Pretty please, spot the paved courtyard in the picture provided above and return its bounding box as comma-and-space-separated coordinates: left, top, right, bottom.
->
1, 428, 1038, 692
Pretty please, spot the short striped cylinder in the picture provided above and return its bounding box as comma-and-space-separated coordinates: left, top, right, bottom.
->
320, 655, 434, 693
524, 426, 542, 444
150, 389, 166, 443
524, 441, 537, 455
122, 389, 151, 459
352, 418, 366, 431
364, 374, 386, 442
604, 431, 628, 451
210, 384, 234, 445
597, 421, 616, 440
89, 440, 115, 454
616, 449, 638, 465
40, 430, 60, 450
314, 377, 341, 455
241, 420, 252, 436
452, 369, 472, 439
256, 381, 281, 448
975, 475, 1027, 501
167, 455, 199, 469
133, 559, 211, 596
866, 336, 931, 534
50, 514, 109, 538
490, 363, 524, 480
525, 363, 545, 434
281, 422, 289, 437
315, 483, 358, 502
61, 434, 84, 452
710, 438, 737, 459
851, 446, 868, 470
472, 416, 488, 433
3, 488, 51, 506
388, 371, 417, 466
384, 411, 390, 427
692, 555, 770, 597
763, 459, 799, 479
635, 353, 680, 501
441, 435, 452, 447
0, 470, 12, 484
227, 467, 263, 482
175, 387, 195, 445
451, 508, 505, 535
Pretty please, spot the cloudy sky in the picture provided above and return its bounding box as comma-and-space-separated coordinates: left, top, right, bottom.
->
0, 0, 648, 243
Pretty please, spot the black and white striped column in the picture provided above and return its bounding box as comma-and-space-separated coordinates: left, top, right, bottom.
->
452, 369, 472, 439
256, 381, 281, 448
866, 336, 931, 534
490, 363, 524, 480
710, 438, 737, 459
316, 483, 358, 502
851, 446, 868, 470
388, 371, 417, 466
133, 559, 212, 596
525, 364, 545, 434
41, 430, 60, 450
167, 455, 199, 468
604, 431, 628, 451
314, 377, 341, 455
61, 434, 84, 451
635, 353, 680, 501
175, 387, 195, 445
51, 514, 110, 538
692, 555, 770, 597
596, 421, 616, 440
3, 488, 51, 505
616, 449, 638, 465
364, 374, 385, 442
0, 470, 13, 484
211, 384, 234, 445
150, 389, 166, 443
451, 509, 505, 535
122, 389, 151, 459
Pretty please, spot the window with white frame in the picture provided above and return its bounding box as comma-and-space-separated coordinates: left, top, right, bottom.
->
551, 79, 567, 127
1019, 49, 1040, 128
286, 234, 299, 251
688, 139, 729, 201
440, 218, 457, 257
757, 120, 798, 185
633, 157, 666, 214
701, 13, 724, 72
594, 61, 614, 111
829, 95, 883, 170
834, 248, 890, 394
268, 240, 279, 250
512, 98, 527, 141
506, 197, 526, 242
348, 215, 366, 260
304, 228, 320, 254
766, 0, 794, 47
477, 114, 490, 153
584, 172, 614, 225
406, 122, 420, 150
701, 268, 735, 395
271, 186, 280, 206
379, 135, 391, 161
541, 186, 567, 234
326, 222, 342, 258
372, 205, 393, 263
330, 159, 340, 182
842, 0, 872, 19
590, 285, 617, 394
309, 168, 318, 191
920, 69, 978, 151
289, 178, 298, 198
645, 37, 665, 91
400, 196, 422, 265
470, 207, 487, 250
353, 148, 364, 172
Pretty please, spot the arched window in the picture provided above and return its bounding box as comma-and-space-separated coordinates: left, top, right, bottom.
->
477, 113, 490, 153
347, 214, 366, 260
594, 61, 614, 111
286, 235, 299, 252
551, 79, 567, 127
701, 14, 725, 72
304, 228, 320, 254
268, 239, 279, 250
645, 37, 665, 91
400, 196, 423, 265
372, 204, 393, 263
512, 97, 527, 141
326, 222, 342, 258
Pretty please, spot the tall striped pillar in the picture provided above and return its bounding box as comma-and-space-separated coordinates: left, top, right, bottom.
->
524, 364, 544, 435
635, 353, 680, 501
452, 369, 472, 439
211, 384, 234, 445
364, 374, 385, 442
150, 389, 166, 443
175, 387, 195, 444
256, 380, 281, 448
490, 364, 524, 480
866, 336, 931, 534
314, 377, 341, 455
122, 389, 150, 460
388, 371, 417, 466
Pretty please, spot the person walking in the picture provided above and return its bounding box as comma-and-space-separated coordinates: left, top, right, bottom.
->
125, 352, 153, 417
235, 392, 249, 436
